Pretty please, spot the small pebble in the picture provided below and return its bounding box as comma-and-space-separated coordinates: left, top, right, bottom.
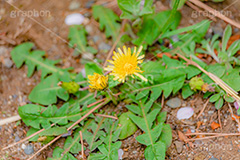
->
208, 111, 214, 115
93, 35, 101, 43
0, 46, 8, 56
21, 143, 26, 150
24, 145, 34, 155
234, 28, 239, 33
3, 58, 13, 68
174, 141, 183, 153
166, 97, 181, 108
98, 42, 111, 51
65, 13, 84, 25
209, 158, 218, 160
15, 135, 20, 142
177, 107, 194, 120
85, 25, 93, 34
118, 149, 124, 160
212, 26, 223, 37
85, 0, 95, 9
61, 130, 72, 138
69, 1, 81, 10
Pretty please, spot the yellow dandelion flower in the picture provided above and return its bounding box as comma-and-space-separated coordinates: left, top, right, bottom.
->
88, 73, 108, 90
104, 45, 147, 82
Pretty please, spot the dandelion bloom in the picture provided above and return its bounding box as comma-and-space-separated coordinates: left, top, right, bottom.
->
104, 46, 147, 82
88, 73, 108, 90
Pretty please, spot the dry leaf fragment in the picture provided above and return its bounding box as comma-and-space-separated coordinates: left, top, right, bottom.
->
211, 121, 220, 130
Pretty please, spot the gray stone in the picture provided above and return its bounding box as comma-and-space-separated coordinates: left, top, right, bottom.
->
85, 25, 93, 34
61, 130, 72, 138
234, 28, 239, 33
85, 0, 95, 9
15, 135, 20, 142
174, 141, 183, 153
98, 42, 111, 51
3, 58, 13, 68
69, 1, 81, 10
93, 35, 101, 43
212, 26, 223, 37
166, 97, 181, 108
0, 46, 8, 56
24, 145, 34, 155
209, 158, 218, 160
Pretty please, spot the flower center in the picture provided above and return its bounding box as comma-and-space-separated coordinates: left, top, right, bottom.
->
124, 63, 134, 73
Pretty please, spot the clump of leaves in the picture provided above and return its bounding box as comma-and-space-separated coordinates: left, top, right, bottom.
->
8, 1, 240, 160
125, 96, 171, 160
197, 25, 240, 68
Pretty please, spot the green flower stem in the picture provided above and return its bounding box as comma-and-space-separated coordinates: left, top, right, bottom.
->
107, 88, 117, 105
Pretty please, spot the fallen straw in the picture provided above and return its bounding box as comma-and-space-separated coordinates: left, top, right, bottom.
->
0, 115, 21, 126
177, 53, 240, 107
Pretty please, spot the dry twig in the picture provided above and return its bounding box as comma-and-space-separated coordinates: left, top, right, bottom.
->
196, 99, 209, 119
79, 131, 85, 160
189, 0, 240, 29
177, 53, 240, 107
0, 115, 21, 126
95, 114, 118, 120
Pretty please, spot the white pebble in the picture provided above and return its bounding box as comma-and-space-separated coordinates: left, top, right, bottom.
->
21, 143, 26, 150
65, 13, 84, 25
177, 107, 194, 120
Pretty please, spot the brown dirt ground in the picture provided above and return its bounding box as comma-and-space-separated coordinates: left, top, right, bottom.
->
0, 0, 240, 160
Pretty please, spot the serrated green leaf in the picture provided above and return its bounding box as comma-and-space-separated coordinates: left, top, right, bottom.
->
182, 84, 194, 99
26, 128, 40, 141
144, 141, 166, 160
68, 25, 97, 56
222, 68, 240, 91
117, 0, 154, 20
136, 123, 163, 146
118, 112, 138, 139
133, 10, 181, 48
19, 94, 94, 129
48, 147, 76, 160
89, 119, 121, 160
84, 118, 106, 151
159, 124, 172, 148
93, 5, 120, 40
11, 42, 69, 79
63, 135, 81, 154
129, 108, 160, 132
157, 111, 167, 123
29, 74, 63, 105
